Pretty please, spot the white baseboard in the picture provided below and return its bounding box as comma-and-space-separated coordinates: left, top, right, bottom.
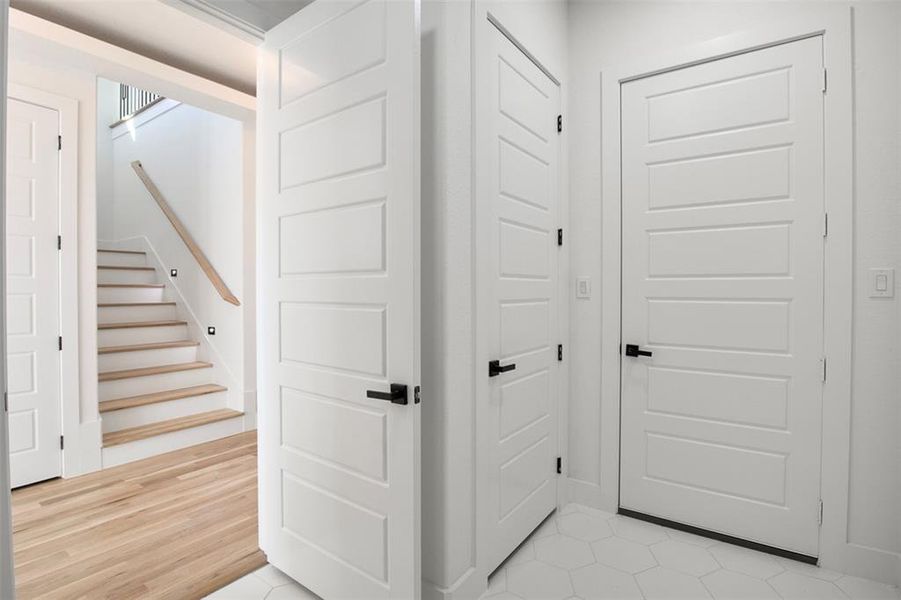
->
62, 419, 102, 478
423, 566, 485, 600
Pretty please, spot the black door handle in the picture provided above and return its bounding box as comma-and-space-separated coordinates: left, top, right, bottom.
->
625, 344, 653, 358
489, 360, 516, 377
366, 383, 408, 405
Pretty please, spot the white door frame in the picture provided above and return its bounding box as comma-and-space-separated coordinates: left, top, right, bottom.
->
599, 6, 895, 585
7, 83, 78, 480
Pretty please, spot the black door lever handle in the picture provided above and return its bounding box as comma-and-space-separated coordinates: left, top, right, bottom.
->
366, 383, 408, 405
625, 344, 653, 358
488, 360, 516, 377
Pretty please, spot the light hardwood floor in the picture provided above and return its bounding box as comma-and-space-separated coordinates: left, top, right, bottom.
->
12, 431, 265, 600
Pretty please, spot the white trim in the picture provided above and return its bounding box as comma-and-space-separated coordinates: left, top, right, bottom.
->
158, 0, 266, 44
6, 83, 99, 478
110, 98, 182, 140
599, 6, 898, 586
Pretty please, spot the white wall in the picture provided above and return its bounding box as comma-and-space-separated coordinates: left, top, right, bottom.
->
95, 77, 117, 240
566, 0, 900, 575
420, 1, 567, 597
105, 100, 246, 398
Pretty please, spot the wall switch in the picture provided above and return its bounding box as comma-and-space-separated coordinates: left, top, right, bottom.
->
868, 268, 894, 298
576, 277, 591, 299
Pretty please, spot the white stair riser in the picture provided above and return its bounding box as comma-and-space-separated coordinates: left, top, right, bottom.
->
98, 324, 187, 347
101, 391, 228, 432
97, 252, 146, 267
98, 345, 199, 371
97, 269, 158, 285
98, 304, 178, 323
101, 417, 244, 468
99, 367, 214, 401
98, 287, 165, 303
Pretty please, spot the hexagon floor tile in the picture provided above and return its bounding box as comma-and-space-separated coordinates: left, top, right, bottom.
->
535, 534, 596, 570
650, 539, 720, 577
591, 535, 657, 574
570, 563, 643, 600
557, 511, 614, 542
636, 566, 713, 599
702, 569, 780, 599
506, 560, 574, 600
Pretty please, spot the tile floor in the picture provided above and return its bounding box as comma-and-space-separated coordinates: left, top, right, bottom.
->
206, 504, 901, 600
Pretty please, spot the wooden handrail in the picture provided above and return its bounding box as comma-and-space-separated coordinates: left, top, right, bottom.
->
130, 160, 240, 306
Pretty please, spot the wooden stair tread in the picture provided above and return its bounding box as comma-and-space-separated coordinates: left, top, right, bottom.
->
98, 283, 165, 288
98, 340, 200, 354
99, 361, 212, 381
100, 384, 228, 413
97, 248, 146, 255
98, 320, 186, 330
102, 409, 243, 447
97, 265, 155, 271
98, 302, 177, 307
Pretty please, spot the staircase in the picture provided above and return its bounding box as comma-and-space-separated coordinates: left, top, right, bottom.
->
97, 248, 244, 467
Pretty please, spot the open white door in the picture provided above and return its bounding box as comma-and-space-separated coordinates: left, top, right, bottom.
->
258, 1, 421, 598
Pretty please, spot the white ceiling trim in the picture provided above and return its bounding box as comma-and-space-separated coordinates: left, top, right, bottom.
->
159, 0, 266, 44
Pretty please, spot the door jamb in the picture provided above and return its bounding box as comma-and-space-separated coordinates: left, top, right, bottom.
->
599, 7, 895, 584
7, 83, 78, 480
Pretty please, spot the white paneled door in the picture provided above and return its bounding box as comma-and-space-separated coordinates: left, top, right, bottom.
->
257, 1, 421, 598
620, 37, 825, 556
479, 23, 561, 571
6, 97, 61, 488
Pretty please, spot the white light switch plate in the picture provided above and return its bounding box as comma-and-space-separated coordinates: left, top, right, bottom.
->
576, 277, 591, 299
868, 268, 894, 298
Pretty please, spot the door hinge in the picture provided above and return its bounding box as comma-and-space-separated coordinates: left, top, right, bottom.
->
58, 135, 62, 151
414, 385, 421, 404
58, 336, 63, 351
556, 456, 562, 474
557, 344, 563, 361
821, 357, 827, 382
3, 392, 7, 413
822, 69, 827, 93
557, 114, 562, 133
823, 213, 828, 237
60, 435, 64, 450
817, 499, 824, 525
57, 235, 62, 250
557, 228, 563, 246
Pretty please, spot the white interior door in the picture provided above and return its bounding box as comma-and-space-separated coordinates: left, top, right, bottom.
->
258, 1, 421, 598
6, 97, 61, 489
619, 37, 825, 556
478, 22, 561, 571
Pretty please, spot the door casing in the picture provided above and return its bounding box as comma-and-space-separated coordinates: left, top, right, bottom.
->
595, 7, 890, 583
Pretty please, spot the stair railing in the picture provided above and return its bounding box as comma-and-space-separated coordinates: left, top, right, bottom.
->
130, 160, 240, 306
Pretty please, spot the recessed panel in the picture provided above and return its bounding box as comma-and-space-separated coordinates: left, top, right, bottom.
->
7, 175, 35, 219
8, 352, 36, 394
280, 303, 385, 377
647, 69, 790, 142
7, 235, 34, 277
499, 58, 549, 142
500, 300, 549, 357
647, 367, 788, 429
648, 224, 790, 277
500, 370, 549, 441
646, 433, 787, 505
279, 0, 386, 106
8, 409, 36, 454
499, 220, 548, 279
280, 97, 386, 190
648, 299, 789, 352
499, 139, 548, 209
7, 118, 33, 159
281, 387, 387, 481
499, 436, 550, 517
282, 473, 388, 581
7, 294, 35, 336
648, 146, 791, 210
280, 200, 385, 275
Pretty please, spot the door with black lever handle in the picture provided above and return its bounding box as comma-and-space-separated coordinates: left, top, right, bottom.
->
488, 360, 517, 377
366, 383, 408, 405
624, 344, 653, 358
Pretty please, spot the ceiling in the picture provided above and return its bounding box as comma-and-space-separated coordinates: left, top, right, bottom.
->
9, 0, 311, 95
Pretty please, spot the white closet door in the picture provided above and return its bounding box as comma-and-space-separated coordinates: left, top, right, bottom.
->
7, 97, 61, 488
478, 22, 562, 571
257, 1, 421, 598
619, 37, 825, 556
